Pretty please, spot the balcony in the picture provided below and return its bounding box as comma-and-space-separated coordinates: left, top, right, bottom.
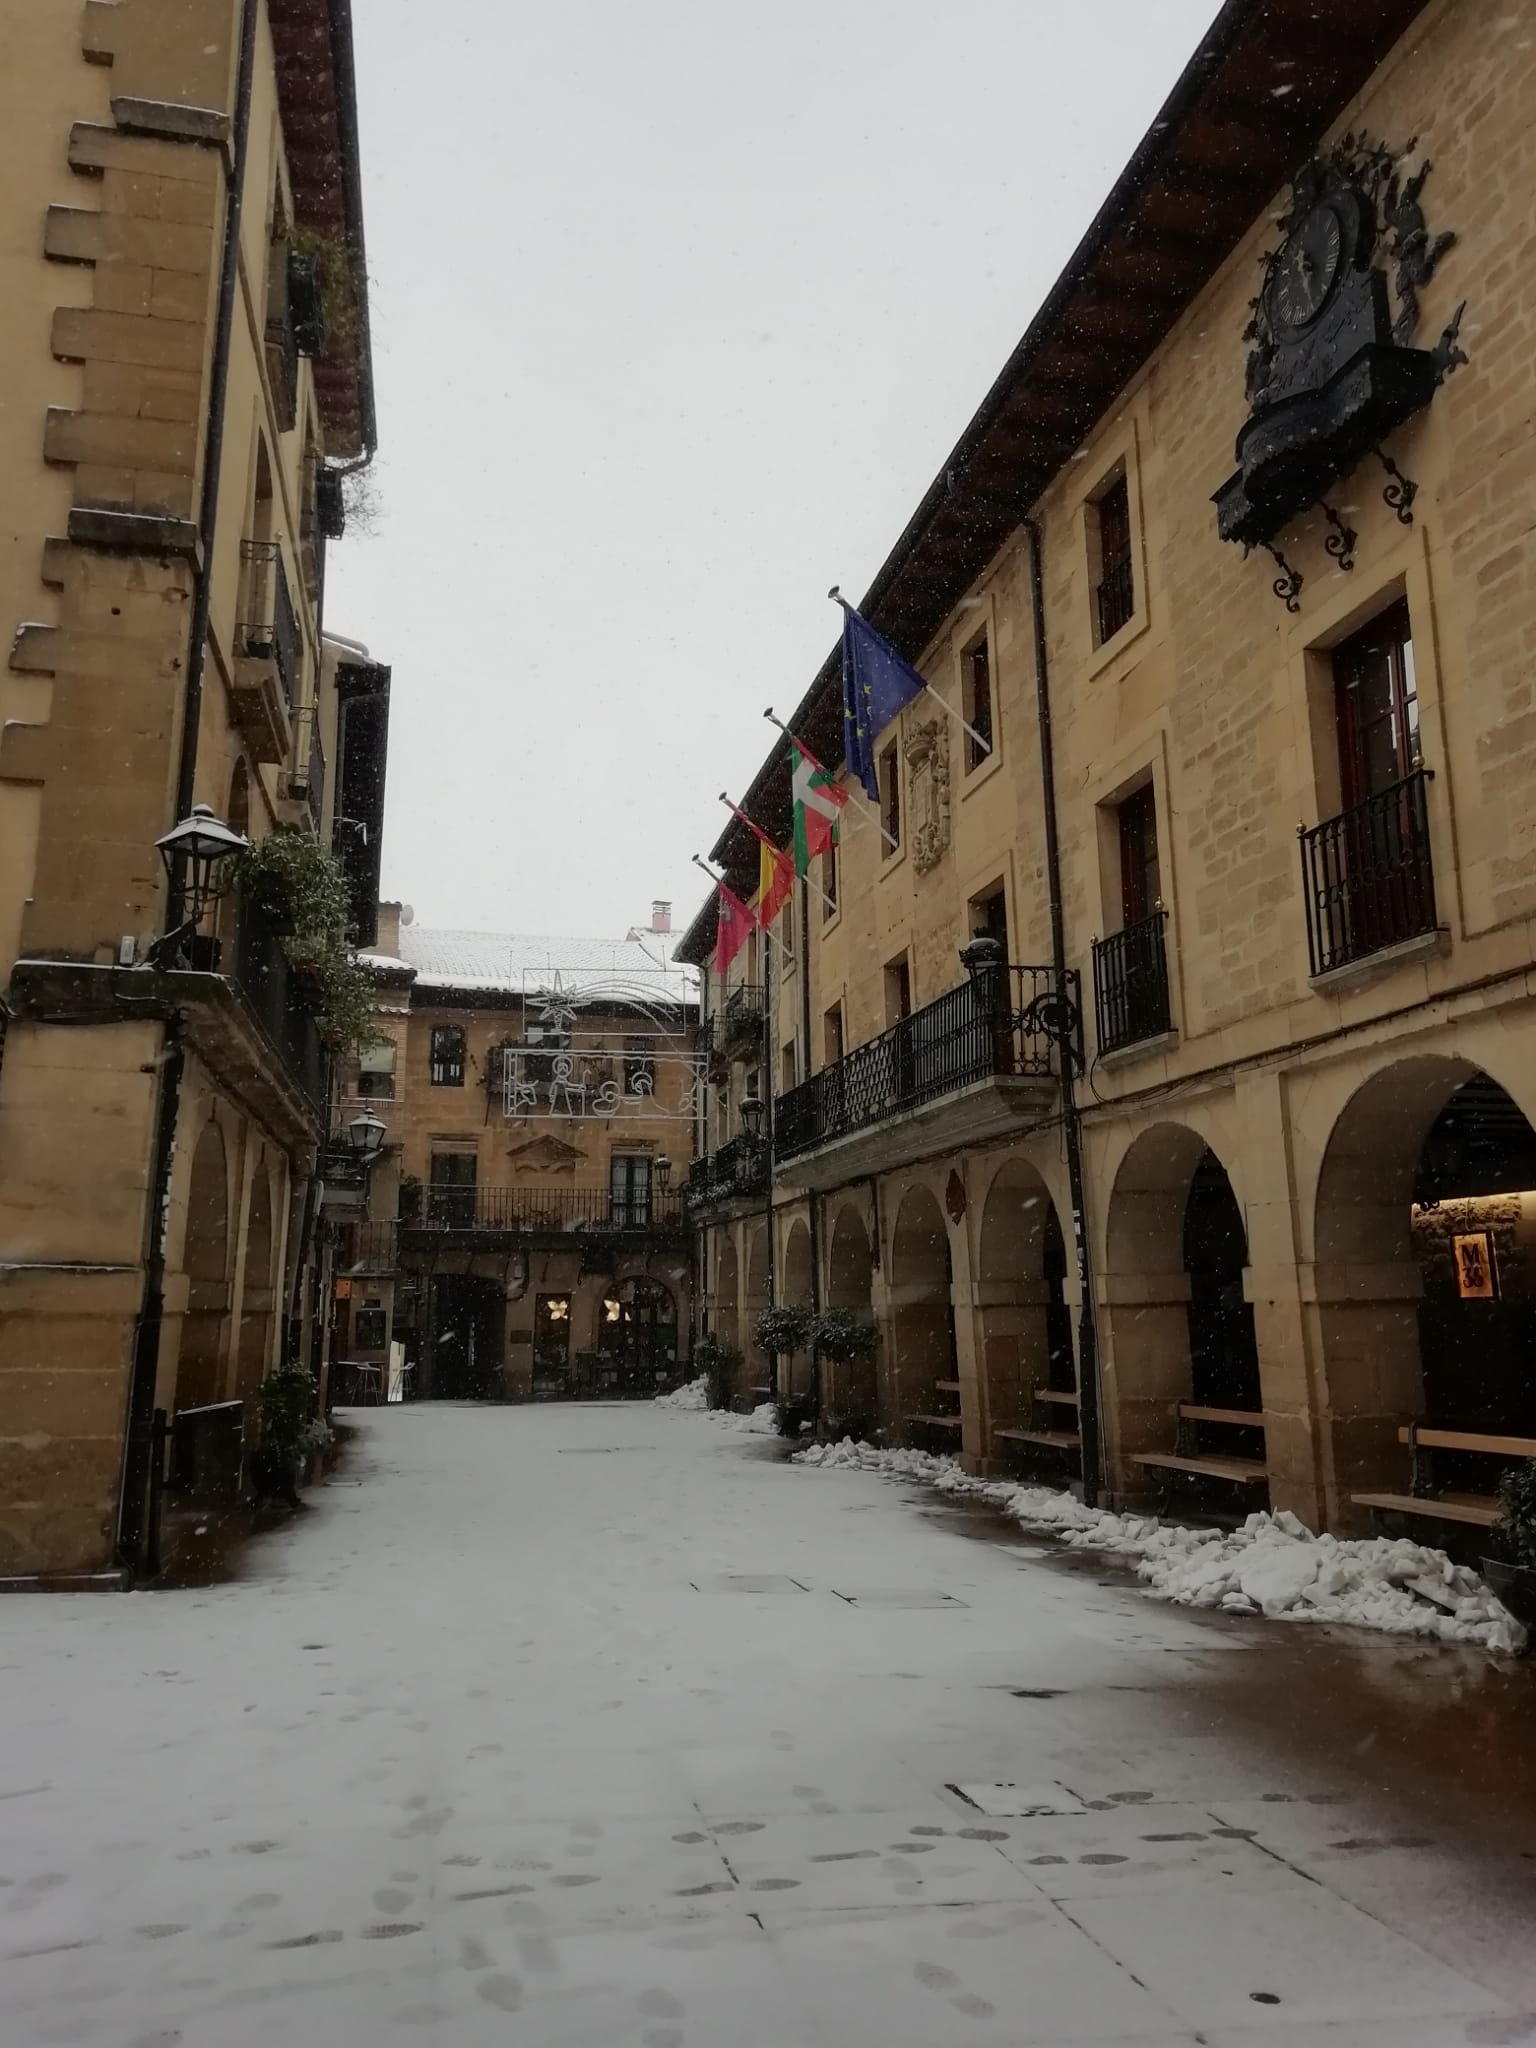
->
283, 702, 326, 832
232, 541, 300, 764
342, 1219, 399, 1273
399, 1184, 686, 1243
230, 900, 328, 1115
684, 1136, 770, 1213
773, 965, 1073, 1189
1299, 769, 1439, 980
1092, 910, 1172, 1057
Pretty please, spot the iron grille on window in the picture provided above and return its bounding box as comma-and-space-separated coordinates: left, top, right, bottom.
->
1092, 910, 1171, 1056
1299, 768, 1438, 978
430, 1026, 466, 1086
288, 248, 327, 357
1095, 553, 1135, 644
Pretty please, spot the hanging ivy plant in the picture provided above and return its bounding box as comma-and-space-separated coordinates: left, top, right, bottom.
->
231, 830, 375, 1053
753, 1303, 812, 1357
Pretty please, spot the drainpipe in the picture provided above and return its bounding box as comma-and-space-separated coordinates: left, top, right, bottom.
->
117, 0, 259, 1572
797, 877, 823, 1420
1024, 517, 1104, 1508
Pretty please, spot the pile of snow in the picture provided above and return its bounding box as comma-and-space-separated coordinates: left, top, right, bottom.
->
793, 1440, 1526, 1654
716, 1402, 779, 1435
654, 1376, 709, 1411
653, 1384, 780, 1434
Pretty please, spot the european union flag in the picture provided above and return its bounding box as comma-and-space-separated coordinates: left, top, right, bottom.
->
835, 591, 927, 802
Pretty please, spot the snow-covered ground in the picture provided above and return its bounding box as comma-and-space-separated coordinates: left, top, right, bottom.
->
4, 1403, 1536, 2046
794, 1440, 1526, 1653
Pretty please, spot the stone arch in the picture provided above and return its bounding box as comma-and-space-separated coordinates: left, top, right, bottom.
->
1102, 1122, 1260, 1486
177, 1120, 231, 1410
888, 1182, 955, 1441
1312, 1053, 1536, 1517
975, 1159, 1074, 1461
825, 1203, 877, 1432
782, 1218, 814, 1401
235, 1161, 276, 1402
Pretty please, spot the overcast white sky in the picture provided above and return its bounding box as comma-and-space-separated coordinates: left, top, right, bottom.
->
327, 0, 1221, 939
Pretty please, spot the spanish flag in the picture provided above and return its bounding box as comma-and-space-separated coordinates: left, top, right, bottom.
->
725, 800, 795, 932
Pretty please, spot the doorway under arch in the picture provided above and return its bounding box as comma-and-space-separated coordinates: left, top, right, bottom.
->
177, 1121, 231, 1410
976, 1161, 1075, 1461
889, 1183, 955, 1444
598, 1275, 678, 1390
1103, 1123, 1262, 1486
825, 1203, 877, 1435
1313, 1056, 1536, 1516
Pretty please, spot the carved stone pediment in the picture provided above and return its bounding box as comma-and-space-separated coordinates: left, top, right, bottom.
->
506, 1133, 585, 1172
903, 717, 951, 875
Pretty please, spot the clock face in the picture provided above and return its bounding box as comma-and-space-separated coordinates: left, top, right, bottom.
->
1270, 200, 1344, 331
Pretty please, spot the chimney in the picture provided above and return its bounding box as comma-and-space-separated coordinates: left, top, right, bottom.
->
651, 899, 672, 934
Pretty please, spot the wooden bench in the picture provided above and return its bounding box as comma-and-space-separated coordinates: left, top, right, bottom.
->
906, 1412, 962, 1430
1131, 1401, 1267, 1491
996, 1385, 1080, 1464
1351, 1423, 1536, 1532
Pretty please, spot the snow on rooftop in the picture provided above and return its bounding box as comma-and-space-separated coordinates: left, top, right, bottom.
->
361, 924, 697, 1003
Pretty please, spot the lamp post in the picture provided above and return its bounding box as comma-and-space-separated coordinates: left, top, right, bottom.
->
345, 1112, 388, 1164
960, 933, 1007, 1072
738, 1093, 765, 1143
149, 803, 247, 967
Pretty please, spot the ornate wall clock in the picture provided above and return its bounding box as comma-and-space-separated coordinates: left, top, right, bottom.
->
1213, 136, 1467, 597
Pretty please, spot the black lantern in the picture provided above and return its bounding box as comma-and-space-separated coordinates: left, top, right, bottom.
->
155, 804, 247, 926
959, 932, 1005, 1004
345, 1112, 388, 1163
653, 1155, 672, 1192
738, 1093, 765, 1142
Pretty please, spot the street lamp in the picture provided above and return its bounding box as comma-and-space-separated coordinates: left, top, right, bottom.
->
147, 804, 247, 967
155, 803, 247, 925
345, 1112, 388, 1164
653, 1155, 672, 1192
959, 932, 1005, 1000
738, 1093, 765, 1142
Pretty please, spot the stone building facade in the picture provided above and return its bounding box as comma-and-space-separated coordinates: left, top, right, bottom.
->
340, 905, 697, 1401
681, 0, 1536, 1543
0, 0, 386, 1577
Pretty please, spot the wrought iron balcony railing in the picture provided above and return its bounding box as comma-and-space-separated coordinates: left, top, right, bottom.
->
774, 964, 1073, 1161
1299, 768, 1437, 978
401, 1184, 685, 1234
684, 1136, 769, 1211
1092, 909, 1171, 1056
231, 898, 327, 1112
1095, 552, 1135, 643
237, 541, 299, 708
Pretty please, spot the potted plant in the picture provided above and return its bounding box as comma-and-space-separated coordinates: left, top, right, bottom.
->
691, 1330, 739, 1411
810, 1308, 879, 1364
1484, 1459, 1536, 1640
250, 1362, 316, 1510
231, 830, 376, 1053
752, 1304, 813, 1436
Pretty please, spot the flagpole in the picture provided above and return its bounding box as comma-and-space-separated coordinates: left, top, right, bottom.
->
761, 708, 899, 853
718, 792, 839, 916
828, 589, 991, 760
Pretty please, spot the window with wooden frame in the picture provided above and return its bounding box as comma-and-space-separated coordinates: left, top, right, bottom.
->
880, 742, 901, 853
962, 631, 994, 771
1332, 599, 1420, 807
968, 883, 1009, 959
429, 1025, 466, 1087
1091, 471, 1135, 646
824, 1002, 845, 1066
356, 1039, 395, 1100
781, 1039, 798, 1093
1117, 783, 1162, 929
884, 954, 912, 1026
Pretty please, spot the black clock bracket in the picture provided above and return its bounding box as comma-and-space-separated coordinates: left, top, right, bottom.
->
1213, 134, 1467, 601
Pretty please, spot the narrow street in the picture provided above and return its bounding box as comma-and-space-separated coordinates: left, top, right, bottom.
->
5, 1406, 1536, 2048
